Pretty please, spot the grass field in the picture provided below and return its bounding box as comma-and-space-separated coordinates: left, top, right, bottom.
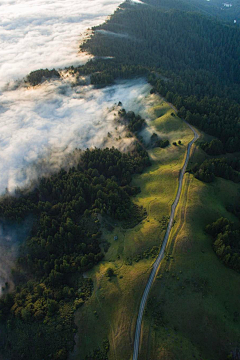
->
72, 97, 240, 360
139, 145, 240, 360
71, 98, 194, 360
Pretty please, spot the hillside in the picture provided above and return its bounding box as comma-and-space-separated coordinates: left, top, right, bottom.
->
80, 1, 240, 151
144, 0, 240, 23
1, 1, 240, 360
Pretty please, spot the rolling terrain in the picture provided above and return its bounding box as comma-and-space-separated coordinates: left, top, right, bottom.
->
72, 99, 197, 359
0, 1, 240, 359
74, 97, 240, 359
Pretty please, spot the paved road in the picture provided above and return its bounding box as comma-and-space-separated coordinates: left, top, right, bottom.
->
132, 121, 199, 360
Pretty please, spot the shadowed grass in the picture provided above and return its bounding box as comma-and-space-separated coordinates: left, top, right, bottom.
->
141, 145, 240, 360
71, 99, 194, 360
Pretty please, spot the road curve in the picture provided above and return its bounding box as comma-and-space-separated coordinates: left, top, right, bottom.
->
132, 121, 199, 360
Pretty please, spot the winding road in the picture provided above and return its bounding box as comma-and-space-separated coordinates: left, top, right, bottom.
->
132, 120, 199, 360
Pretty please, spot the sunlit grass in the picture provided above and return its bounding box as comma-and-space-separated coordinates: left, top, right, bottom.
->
141, 148, 240, 360
72, 100, 194, 360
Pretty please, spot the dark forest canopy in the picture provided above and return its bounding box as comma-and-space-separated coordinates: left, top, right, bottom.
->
26, 68, 60, 86
82, 5, 240, 85
143, 0, 240, 23
79, 1, 240, 152
8, 1, 240, 358
0, 146, 150, 360
192, 157, 240, 183
206, 217, 240, 273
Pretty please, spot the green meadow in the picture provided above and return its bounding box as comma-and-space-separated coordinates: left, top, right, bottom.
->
72, 98, 240, 360
140, 143, 240, 360
72, 98, 194, 359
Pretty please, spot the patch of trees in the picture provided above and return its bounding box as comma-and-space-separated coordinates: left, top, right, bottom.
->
118, 108, 146, 133
177, 102, 240, 153
70, 60, 149, 86
79, 3, 240, 151
0, 146, 150, 360
144, 0, 240, 23
206, 217, 240, 272
27, 69, 60, 86
150, 133, 169, 149
106, 267, 115, 278
190, 154, 240, 183
82, 7, 240, 84
192, 157, 240, 183
200, 139, 224, 155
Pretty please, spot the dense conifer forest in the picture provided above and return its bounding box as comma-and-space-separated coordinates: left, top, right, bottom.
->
2, 1, 240, 359
79, 1, 240, 152
206, 217, 240, 272
0, 145, 150, 360
27, 69, 60, 86
191, 157, 240, 183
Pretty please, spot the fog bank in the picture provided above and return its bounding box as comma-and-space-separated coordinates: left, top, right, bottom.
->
0, 0, 125, 88
0, 78, 153, 195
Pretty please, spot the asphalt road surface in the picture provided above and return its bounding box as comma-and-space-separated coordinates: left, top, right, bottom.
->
132, 121, 199, 360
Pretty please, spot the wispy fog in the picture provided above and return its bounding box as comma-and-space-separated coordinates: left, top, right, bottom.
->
0, 0, 124, 88
0, 78, 152, 194
0, 0, 156, 293
96, 29, 135, 39
0, 0, 155, 196
0, 218, 33, 296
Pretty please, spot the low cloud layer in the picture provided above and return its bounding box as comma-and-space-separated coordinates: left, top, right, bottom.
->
0, 0, 155, 292
96, 29, 136, 40
0, 78, 152, 194
0, 0, 125, 88
0, 0, 153, 197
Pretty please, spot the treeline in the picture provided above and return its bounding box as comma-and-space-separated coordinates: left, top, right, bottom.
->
79, 2, 240, 151
144, 0, 240, 23
117, 109, 170, 148
192, 157, 240, 183
206, 217, 240, 273
200, 139, 224, 156
82, 7, 240, 83
26, 68, 60, 86
150, 133, 170, 149
0, 146, 150, 360
118, 108, 146, 133
163, 90, 240, 153
71, 60, 148, 86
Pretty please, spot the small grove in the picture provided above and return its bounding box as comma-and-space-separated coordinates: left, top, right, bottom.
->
206, 217, 240, 273
192, 157, 240, 184
26, 69, 60, 86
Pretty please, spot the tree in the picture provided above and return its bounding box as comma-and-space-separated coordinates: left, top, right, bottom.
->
106, 267, 115, 277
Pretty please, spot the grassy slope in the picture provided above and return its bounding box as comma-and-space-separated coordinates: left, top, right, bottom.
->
71, 98, 193, 360
140, 141, 240, 359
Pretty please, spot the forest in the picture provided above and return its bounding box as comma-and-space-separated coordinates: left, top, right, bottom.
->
143, 0, 240, 22
206, 217, 240, 273
0, 144, 150, 360
79, 1, 240, 152
191, 157, 240, 183
4, 0, 240, 359
26, 69, 60, 86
